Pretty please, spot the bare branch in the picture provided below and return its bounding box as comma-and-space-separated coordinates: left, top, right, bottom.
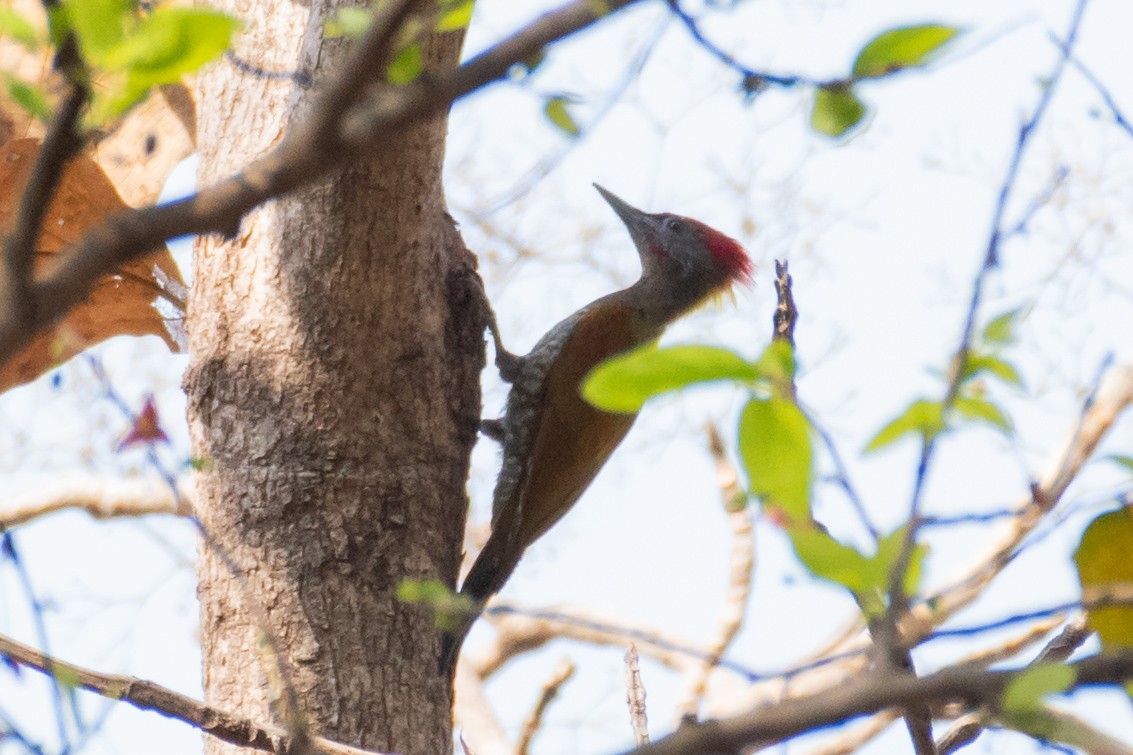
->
886, 0, 1091, 639
0, 476, 193, 528
625, 644, 650, 745
0, 632, 386, 755
516, 659, 575, 755
471, 603, 720, 680
623, 651, 1133, 755
926, 361, 1133, 623
675, 425, 753, 721
936, 616, 1086, 754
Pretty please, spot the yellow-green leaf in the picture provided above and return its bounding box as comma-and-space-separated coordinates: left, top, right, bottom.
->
436, 0, 473, 32
63, 0, 131, 62
583, 343, 756, 414
82, 6, 238, 120
872, 524, 925, 600
326, 7, 373, 37
983, 308, 1022, 346
1074, 507, 1133, 650
787, 525, 874, 606
962, 353, 1023, 388
387, 42, 424, 85
544, 95, 580, 137
811, 84, 866, 138
0, 7, 39, 47
864, 399, 944, 452
851, 24, 960, 79
953, 395, 1012, 433
787, 524, 924, 618
397, 578, 475, 631
1001, 664, 1076, 713
6, 79, 51, 121
739, 396, 812, 519
753, 339, 797, 395
1108, 455, 1133, 475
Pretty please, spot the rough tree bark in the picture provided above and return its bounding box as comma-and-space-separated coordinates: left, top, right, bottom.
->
185, 3, 479, 753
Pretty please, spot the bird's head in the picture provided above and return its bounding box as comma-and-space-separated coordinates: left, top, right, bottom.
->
594, 184, 753, 304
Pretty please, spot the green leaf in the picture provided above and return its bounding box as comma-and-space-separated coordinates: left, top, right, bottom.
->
787, 525, 875, 606
1001, 664, 1076, 713
787, 525, 924, 618
864, 399, 944, 452
102, 9, 237, 118
1074, 507, 1133, 651
753, 339, 797, 394
962, 353, 1023, 387
0, 7, 39, 47
953, 395, 1012, 433
739, 396, 812, 519
326, 7, 373, 37
851, 24, 959, 79
397, 578, 475, 631
544, 95, 580, 137
872, 524, 925, 599
811, 84, 866, 138
387, 42, 423, 85
983, 308, 1022, 346
64, 0, 132, 62
6, 79, 51, 121
1108, 455, 1133, 474
436, 0, 473, 32
582, 344, 757, 413
102, 8, 237, 78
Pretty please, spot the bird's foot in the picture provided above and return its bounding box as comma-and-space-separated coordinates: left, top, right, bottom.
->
480, 418, 505, 443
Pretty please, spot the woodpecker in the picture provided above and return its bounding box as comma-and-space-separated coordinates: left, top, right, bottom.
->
442, 184, 753, 675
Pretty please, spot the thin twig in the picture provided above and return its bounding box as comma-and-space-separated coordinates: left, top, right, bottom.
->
1050, 34, 1133, 139
874, 6, 1091, 749
887, 0, 1090, 614
515, 659, 574, 755
1, 532, 71, 749
675, 425, 753, 721
625, 644, 650, 745
664, 0, 815, 90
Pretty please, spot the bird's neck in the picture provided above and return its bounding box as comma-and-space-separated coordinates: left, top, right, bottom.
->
623, 271, 725, 331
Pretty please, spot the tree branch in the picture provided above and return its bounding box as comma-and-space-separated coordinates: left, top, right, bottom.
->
623, 652, 1133, 755
0, 0, 644, 364
0, 476, 193, 528
0, 632, 387, 755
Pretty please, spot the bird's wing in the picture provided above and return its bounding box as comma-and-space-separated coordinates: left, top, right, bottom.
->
512, 301, 644, 545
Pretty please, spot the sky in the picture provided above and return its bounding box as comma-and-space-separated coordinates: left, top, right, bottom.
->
3, 0, 1133, 753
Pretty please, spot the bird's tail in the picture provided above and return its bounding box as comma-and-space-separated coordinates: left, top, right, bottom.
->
438, 529, 523, 678
438, 622, 469, 679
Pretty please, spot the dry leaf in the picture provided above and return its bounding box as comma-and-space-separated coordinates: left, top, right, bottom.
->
117, 394, 169, 451
0, 138, 186, 393
0, 0, 196, 206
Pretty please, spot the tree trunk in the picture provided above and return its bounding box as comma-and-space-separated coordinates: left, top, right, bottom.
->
185, 4, 477, 753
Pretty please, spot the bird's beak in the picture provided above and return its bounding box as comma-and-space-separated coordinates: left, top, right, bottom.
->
594, 184, 654, 250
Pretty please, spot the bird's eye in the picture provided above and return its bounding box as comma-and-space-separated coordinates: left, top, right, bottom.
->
664, 217, 682, 233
